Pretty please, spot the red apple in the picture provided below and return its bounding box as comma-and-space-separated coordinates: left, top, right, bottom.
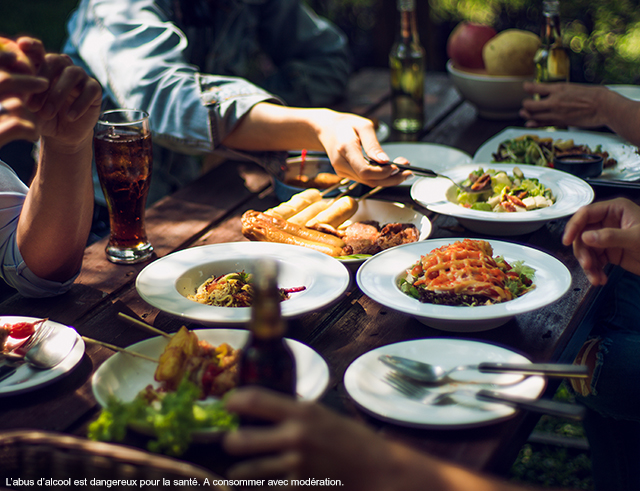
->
0, 37, 36, 75
447, 22, 497, 70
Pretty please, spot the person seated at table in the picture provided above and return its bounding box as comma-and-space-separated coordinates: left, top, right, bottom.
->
0, 37, 101, 297
520, 82, 640, 146
521, 81, 640, 491
222, 387, 572, 491
63, 0, 405, 206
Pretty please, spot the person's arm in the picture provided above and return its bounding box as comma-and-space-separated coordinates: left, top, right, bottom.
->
15, 39, 102, 282
223, 388, 568, 491
562, 197, 640, 286
520, 82, 640, 146
221, 102, 410, 187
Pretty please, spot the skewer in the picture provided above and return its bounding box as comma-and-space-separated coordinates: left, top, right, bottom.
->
117, 312, 172, 339
334, 181, 360, 200
319, 177, 350, 197
82, 336, 159, 363
357, 185, 384, 202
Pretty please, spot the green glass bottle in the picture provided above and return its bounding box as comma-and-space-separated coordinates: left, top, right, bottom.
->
534, 0, 570, 86
389, 0, 425, 139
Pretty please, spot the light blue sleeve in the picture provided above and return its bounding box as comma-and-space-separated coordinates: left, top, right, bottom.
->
63, 0, 283, 158
0, 161, 77, 298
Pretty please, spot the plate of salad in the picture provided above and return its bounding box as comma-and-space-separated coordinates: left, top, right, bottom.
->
410, 163, 594, 235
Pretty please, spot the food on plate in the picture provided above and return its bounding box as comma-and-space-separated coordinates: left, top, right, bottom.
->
454, 166, 555, 212
265, 188, 322, 220
187, 270, 305, 307
88, 377, 238, 456
482, 29, 541, 76
154, 326, 241, 397
287, 199, 332, 226
242, 210, 346, 256
341, 221, 420, 256
447, 22, 497, 70
0, 318, 46, 352
305, 196, 359, 229
398, 239, 535, 306
284, 172, 342, 189
492, 134, 617, 169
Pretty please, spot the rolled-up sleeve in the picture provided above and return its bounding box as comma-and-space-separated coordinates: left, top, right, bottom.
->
0, 162, 77, 298
64, 0, 283, 158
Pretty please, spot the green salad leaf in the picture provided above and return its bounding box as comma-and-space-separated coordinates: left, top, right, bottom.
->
88, 378, 238, 456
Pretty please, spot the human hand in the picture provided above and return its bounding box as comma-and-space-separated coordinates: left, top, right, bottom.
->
21, 39, 102, 153
223, 388, 398, 490
313, 110, 411, 187
563, 198, 640, 285
0, 40, 49, 148
519, 82, 611, 129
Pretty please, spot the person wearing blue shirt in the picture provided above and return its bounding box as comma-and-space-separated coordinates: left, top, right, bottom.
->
63, 0, 405, 205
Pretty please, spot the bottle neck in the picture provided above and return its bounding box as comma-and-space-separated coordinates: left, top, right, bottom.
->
540, 11, 563, 47
249, 292, 286, 340
397, 0, 420, 46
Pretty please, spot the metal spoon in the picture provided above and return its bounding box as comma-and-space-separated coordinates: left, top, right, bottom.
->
363, 156, 490, 194
380, 354, 588, 384
0, 325, 78, 382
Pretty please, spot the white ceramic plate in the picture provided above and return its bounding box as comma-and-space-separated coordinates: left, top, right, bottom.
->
381, 142, 472, 187
337, 199, 432, 267
410, 163, 594, 235
0, 316, 84, 397
607, 84, 640, 101
343, 338, 546, 429
474, 127, 640, 182
92, 329, 329, 441
356, 238, 572, 332
136, 242, 350, 326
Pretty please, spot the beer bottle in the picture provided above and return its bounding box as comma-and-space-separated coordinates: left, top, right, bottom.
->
534, 0, 570, 87
238, 260, 296, 398
389, 0, 425, 140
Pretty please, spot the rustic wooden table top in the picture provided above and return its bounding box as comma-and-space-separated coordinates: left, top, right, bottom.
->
0, 69, 630, 481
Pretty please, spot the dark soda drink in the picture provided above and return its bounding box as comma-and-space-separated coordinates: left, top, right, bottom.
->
94, 130, 153, 250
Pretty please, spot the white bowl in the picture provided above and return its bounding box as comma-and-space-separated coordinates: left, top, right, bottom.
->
446, 60, 532, 120
356, 238, 572, 332
410, 163, 594, 236
135, 242, 351, 326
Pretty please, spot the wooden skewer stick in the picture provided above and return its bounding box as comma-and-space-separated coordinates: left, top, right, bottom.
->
82, 336, 159, 363
117, 312, 172, 339
357, 185, 384, 202
319, 178, 351, 197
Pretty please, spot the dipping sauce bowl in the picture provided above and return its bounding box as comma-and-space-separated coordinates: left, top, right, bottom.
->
553, 153, 604, 179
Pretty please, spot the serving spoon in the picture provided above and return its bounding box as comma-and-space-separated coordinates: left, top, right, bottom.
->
363, 155, 490, 194
380, 354, 589, 384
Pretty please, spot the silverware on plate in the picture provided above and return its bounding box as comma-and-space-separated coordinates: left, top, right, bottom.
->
380, 354, 589, 384
383, 371, 585, 420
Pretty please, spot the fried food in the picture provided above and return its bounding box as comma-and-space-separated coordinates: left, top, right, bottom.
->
154, 326, 241, 398
265, 188, 322, 220
305, 196, 358, 229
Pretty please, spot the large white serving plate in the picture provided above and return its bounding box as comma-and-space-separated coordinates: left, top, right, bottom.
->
473, 127, 640, 183
356, 238, 572, 332
607, 84, 640, 101
337, 199, 431, 267
410, 163, 594, 235
0, 316, 84, 397
344, 338, 546, 429
136, 242, 350, 326
92, 329, 329, 441
381, 142, 472, 187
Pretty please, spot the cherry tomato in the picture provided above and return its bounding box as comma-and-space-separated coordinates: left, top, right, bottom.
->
8, 321, 37, 339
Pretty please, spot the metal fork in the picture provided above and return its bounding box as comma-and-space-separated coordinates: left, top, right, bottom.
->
383, 371, 586, 420
1, 319, 54, 360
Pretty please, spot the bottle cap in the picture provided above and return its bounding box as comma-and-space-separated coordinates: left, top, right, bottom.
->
397, 0, 416, 12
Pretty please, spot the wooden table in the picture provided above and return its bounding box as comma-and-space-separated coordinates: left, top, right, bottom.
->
0, 70, 627, 480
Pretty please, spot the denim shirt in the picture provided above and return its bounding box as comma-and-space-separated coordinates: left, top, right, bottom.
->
0, 161, 77, 298
63, 0, 351, 201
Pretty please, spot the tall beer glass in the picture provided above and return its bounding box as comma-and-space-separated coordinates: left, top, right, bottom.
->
94, 109, 154, 264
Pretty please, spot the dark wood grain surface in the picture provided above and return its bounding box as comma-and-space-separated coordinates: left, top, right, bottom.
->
0, 69, 622, 480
